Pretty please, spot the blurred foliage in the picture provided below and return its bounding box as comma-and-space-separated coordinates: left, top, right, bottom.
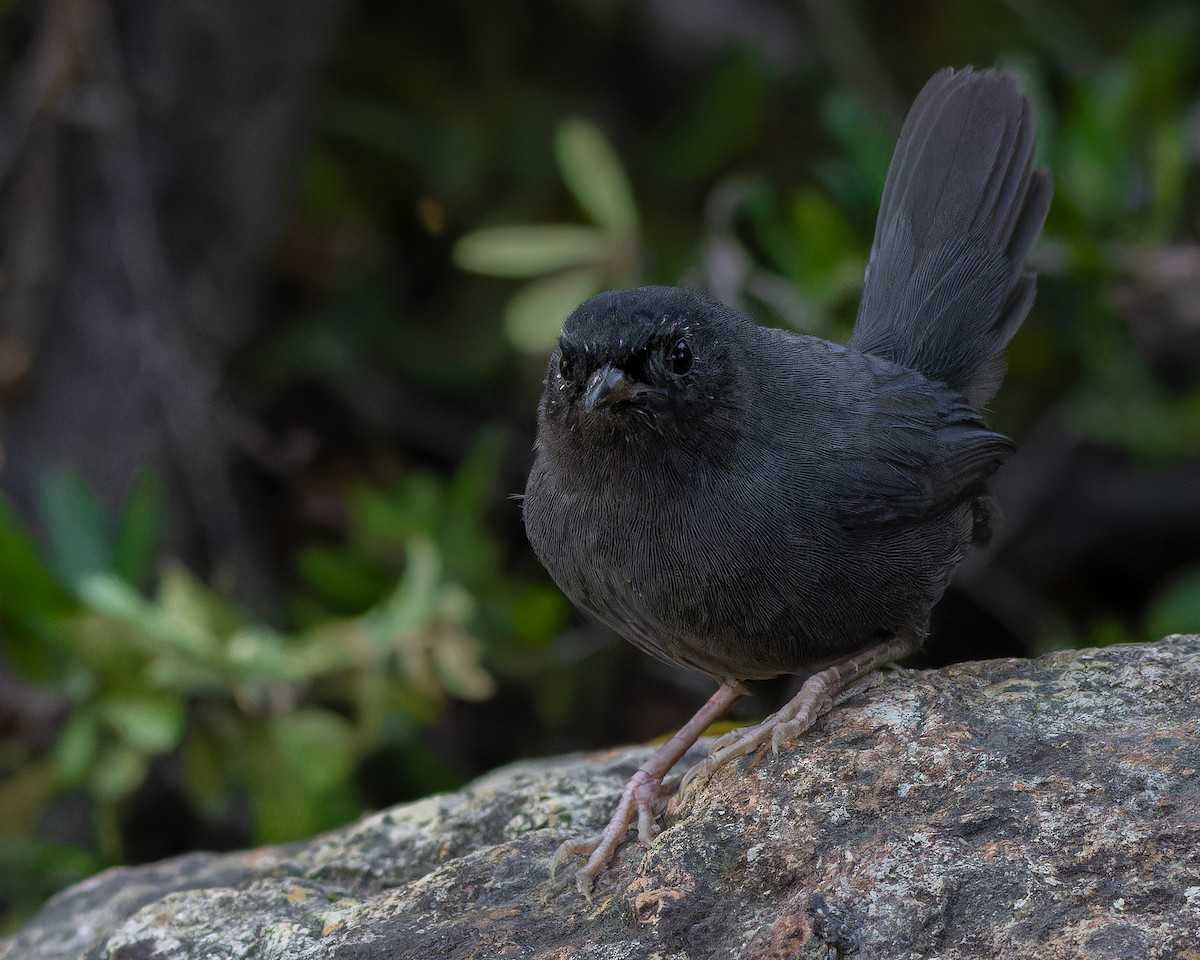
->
3, 0, 1200, 935
453, 119, 640, 352
0, 440, 566, 930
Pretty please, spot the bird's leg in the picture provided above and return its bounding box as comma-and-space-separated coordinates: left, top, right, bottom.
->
680, 635, 919, 800
552, 680, 745, 896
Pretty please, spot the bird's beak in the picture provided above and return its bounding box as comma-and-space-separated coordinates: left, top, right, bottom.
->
581, 363, 633, 413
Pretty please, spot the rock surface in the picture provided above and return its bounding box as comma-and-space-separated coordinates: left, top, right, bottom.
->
4, 636, 1199, 960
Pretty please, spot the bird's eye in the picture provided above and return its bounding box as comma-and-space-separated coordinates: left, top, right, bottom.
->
558, 352, 573, 379
667, 337, 693, 375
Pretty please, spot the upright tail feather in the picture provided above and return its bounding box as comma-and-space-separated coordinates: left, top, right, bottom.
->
849, 66, 1053, 408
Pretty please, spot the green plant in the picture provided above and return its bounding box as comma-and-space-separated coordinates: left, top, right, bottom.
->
452, 118, 641, 352
0, 437, 567, 930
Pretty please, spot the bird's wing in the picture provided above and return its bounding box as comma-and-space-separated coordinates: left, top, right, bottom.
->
826, 361, 1015, 529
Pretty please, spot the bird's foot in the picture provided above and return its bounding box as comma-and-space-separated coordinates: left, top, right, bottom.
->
678, 681, 832, 801
551, 680, 746, 896
551, 766, 667, 898
679, 635, 920, 802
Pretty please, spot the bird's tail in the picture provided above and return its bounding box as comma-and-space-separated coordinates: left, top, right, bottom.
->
848, 67, 1053, 408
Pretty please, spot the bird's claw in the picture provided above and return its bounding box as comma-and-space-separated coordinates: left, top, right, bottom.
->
550, 834, 604, 881
548, 682, 748, 895
679, 720, 774, 802
551, 768, 667, 896
679, 685, 841, 801
682, 638, 920, 806
681, 710, 801, 801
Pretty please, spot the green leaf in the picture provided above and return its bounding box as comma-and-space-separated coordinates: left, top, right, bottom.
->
816, 87, 895, 216
79, 574, 221, 662
157, 566, 243, 643
1148, 118, 1185, 239
452, 225, 609, 277
113, 471, 164, 590
370, 536, 442, 641
296, 544, 392, 613
289, 620, 364, 677
52, 707, 99, 785
97, 695, 184, 756
0, 760, 61, 841
650, 45, 770, 182
273, 710, 357, 793
789, 188, 866, 302
442, 429, 504, 583
142, 654, 228, 696
0, 493, 78, 678
429, 621, 495, 701
509, 585, 570, 645
352, 480, 438, 549
555, 119, 638, 234
503, 266, 605, 353
181, 726, 232, 815
0, 494, 74, 614
38, 469, 112, 588
245, 711, 359, 843
1065, 349, 1200, 460
224, 625, 293, 680
87, 742, 148, 801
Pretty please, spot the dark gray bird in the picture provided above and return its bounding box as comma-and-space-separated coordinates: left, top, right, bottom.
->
523, 66, 1053, 894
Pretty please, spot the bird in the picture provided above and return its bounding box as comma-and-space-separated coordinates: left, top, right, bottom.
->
522, 65, 1053, 895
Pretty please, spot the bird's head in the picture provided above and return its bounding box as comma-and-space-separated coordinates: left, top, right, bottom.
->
536, 286, 753, 460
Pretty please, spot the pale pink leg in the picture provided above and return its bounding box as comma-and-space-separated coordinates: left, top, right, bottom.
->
679, 635, 919, 800
552, 680, 745, 896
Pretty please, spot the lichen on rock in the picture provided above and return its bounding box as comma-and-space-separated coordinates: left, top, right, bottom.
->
4, 636, 1198, 959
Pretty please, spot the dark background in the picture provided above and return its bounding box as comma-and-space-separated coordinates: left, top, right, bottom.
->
1, 0, 1198, 931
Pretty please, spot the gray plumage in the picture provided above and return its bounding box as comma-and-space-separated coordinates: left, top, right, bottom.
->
852, 67, 1053, 407
523, 67, 1052, 685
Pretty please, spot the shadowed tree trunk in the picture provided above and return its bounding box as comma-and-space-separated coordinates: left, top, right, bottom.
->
0, 0, 344, 608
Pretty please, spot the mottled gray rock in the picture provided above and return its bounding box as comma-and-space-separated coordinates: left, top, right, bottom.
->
5, 636, 1199, 960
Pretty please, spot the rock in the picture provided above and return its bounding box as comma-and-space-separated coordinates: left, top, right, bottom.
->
4, 636, 1199, 960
